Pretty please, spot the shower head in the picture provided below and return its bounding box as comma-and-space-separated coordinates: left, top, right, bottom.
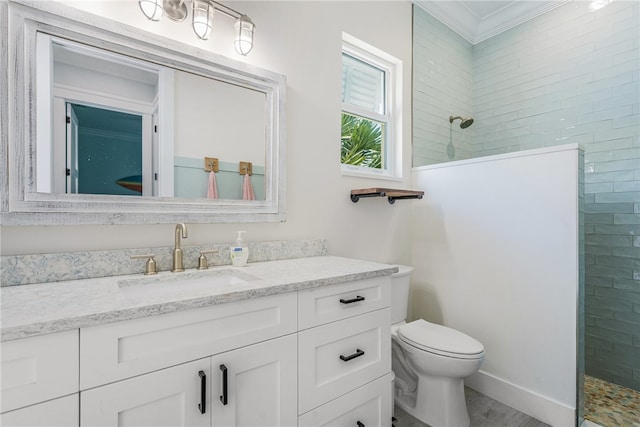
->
449, 115, 474, 129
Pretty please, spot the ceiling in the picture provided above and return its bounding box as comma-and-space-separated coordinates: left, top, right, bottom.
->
414, 0, 571, 44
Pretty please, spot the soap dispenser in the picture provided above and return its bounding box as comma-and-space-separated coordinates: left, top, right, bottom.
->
230, 231, 249, 267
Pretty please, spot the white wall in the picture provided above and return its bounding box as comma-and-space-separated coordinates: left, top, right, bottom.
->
411, 146, 581, 426
0, 0, 414, 264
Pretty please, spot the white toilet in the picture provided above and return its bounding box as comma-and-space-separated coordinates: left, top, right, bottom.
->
391, 265, 485, 427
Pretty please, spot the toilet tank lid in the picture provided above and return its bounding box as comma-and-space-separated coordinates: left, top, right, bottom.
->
392, 265, 413, 277
398, 319, 484, 356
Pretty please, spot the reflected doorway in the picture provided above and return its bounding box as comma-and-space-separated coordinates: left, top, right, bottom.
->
65, 103, 147, 196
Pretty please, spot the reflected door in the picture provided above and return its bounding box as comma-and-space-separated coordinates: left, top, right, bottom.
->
63, 103, 150, 196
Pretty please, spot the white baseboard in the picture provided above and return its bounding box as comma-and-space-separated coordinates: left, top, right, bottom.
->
465, 370, 575, 427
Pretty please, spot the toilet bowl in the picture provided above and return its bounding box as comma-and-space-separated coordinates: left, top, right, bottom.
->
391, 266, 484, 427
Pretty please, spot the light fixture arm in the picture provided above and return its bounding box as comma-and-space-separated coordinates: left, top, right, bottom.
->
208, 0, 242, 21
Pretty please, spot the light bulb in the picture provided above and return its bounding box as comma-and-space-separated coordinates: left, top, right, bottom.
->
234, 15, 255, 56
192, 0, 214, 40
139, 0, 163, 21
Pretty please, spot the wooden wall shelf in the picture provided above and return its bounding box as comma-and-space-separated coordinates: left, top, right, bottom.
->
350, 188, 424, 204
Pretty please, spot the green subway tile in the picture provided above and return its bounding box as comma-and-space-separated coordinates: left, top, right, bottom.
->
594, 224, 640, 235
587, 324, 634, 344
596, 318, 640, 335
584, 170, 634, 183
595, 191, 640, 203
585, 213, 614, 224
613, 278, 640, 291
594, 348, 640, 368
612, 246, 640, 259
585, 254, 595, 265
584, 202, 634, 213
614, 213, 640, 224
585, 234, 633, 246
585, 138, 634, 154
586, 275, 614, 287
587, 264, 633, 279
615, 311, 640, 324
595, 159, 640, 172
634, 236, 640, 247
635, 203, 640, 213
586, 182, 614, 193
595, 287, 640, 304
585, 244, 612, 256
585, 335, 615, 350
614, 180, 640, 192
586, 295, 632, 312
595, 254, 640, 268
614, 148, 640, 160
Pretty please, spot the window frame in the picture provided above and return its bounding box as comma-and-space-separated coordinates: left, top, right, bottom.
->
341, 32, 402, 181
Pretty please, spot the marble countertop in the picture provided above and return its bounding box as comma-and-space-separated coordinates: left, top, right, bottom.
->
1, 256, 397, 341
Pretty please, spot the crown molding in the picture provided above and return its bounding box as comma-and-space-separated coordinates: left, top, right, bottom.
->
414, 0, 571, 45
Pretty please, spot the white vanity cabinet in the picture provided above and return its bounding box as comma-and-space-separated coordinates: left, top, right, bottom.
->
297, 276, 392, 426
81, 334, 297, 427
0, 330, 79, 427
1, 262, 395, 427
80, 292, 298, 427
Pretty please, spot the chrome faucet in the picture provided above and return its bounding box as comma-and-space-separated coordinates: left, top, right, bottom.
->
172, 223, 188, 272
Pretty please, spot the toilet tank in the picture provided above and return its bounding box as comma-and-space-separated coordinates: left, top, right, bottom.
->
390, 265, 413, 324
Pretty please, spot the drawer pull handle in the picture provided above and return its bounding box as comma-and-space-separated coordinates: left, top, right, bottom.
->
357, 422, 365, 427
220, 364, 228, 405
340, 349, 365, 362
340, 295, 365, 304
198, 370, 206, 414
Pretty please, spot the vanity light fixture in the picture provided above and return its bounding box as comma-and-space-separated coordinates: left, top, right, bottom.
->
138, 0, 255, 55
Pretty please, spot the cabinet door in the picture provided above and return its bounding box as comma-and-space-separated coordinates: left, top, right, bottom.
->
0, 394, 79, 427
81, 359, 210, 427
211, 334, 297, 427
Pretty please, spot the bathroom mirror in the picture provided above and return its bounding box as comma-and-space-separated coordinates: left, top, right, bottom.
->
0, 0, 286, 225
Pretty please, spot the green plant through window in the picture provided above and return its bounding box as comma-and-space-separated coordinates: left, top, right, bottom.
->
341, 113, 383, 169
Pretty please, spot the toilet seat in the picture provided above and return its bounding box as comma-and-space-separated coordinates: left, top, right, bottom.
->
398, 319, 484, 360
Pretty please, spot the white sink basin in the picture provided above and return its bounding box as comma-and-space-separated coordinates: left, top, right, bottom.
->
118, 268, 259, 295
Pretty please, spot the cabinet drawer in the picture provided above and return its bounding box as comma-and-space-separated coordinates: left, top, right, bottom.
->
298, 276, 390, 329
298, 373, 392, 426
1, 330, 79, 413
81, 292, 297, 389
0, 394, 79, 427
298, 308, 390, 413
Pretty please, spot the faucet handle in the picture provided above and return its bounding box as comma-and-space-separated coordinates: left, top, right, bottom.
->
131, 254, 158, 275
197, 250, 219, 270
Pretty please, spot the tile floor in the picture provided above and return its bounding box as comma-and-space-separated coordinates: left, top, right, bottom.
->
393, 387, 550, 427
584, 375, 640, 427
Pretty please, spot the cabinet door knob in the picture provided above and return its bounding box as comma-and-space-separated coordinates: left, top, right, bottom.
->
220, 364, 228, 405
339, 295, 365, 304
339, 348, 365, 362
198, 370, 206, 414
357, 422, 365, 427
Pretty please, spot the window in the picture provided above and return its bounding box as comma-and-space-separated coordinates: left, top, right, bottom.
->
341, 33, 402, 180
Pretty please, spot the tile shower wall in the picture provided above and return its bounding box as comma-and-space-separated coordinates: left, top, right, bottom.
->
472, 0, 639, 391
413, 1, 639, 390
412, 6, 473, 165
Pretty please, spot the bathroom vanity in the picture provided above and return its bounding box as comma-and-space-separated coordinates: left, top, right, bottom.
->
0, 256, 395, 426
